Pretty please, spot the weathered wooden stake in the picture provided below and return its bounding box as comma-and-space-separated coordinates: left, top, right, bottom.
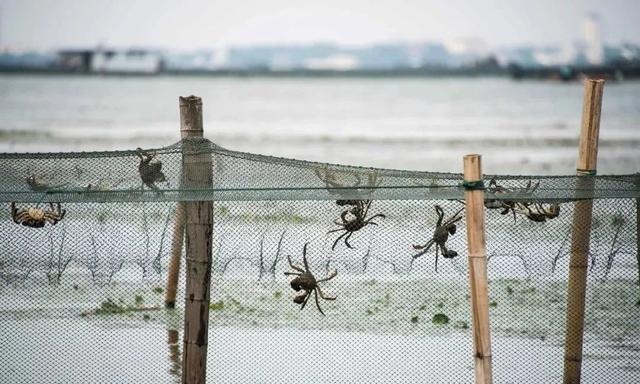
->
562, 79, 605, 384
463, 154, 493, 384
179, 96, 214, 384
167, 329, 181, 379
166, 97, 206, 307
165, 202, 185, 308
636, 195, 640, 287
634, 174, 640, 287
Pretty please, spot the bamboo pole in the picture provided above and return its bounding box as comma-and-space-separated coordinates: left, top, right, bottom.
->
463, 154, 493, 384
179, 96, 214, 384
165, 98, 205, 307
562, 79, 605, 384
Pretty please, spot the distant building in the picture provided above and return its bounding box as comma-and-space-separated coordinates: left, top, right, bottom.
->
584, 13, 604, 65
304, 54, 359, 71
57, 48, 163, 74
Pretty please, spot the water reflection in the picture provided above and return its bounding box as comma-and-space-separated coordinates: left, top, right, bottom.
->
167, 328, 181, 382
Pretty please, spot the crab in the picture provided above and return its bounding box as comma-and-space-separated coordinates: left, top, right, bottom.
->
412, 205, 464, 272
328, 199, 386, 250
314, 166, 381, 204
26, 175, 50, 192
26, 175, 68, 192
518, 202, 561, 222
484, 179, 539, 222
11, 202, 66, 228
485, 179, 560, 223
284, 243, 337, 316
136, 148, 166, 191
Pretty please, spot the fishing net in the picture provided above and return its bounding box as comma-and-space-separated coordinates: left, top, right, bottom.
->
0, 139, 638, 383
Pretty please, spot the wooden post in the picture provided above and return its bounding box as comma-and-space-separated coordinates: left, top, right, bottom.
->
167, 329, 181, 380
179, 96, 214, 384
165, 203, 185, 308
635, 175, 640, 287
562, 79, 605, 384
165, 95, 205, 307
636, 195, 640, 287
463, 154, 493, 384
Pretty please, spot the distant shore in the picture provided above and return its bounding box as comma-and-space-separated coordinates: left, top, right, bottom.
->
2, 64, 640, 81
0, 66, 506, 78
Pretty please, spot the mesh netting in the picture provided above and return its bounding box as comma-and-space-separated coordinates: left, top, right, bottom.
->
1, 140, 639, 383
1, 138, 638, 203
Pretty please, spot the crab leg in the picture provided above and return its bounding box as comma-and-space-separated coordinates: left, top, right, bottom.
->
434, 244, 442, 273
435, 205, 445, 226
300, 290, 312, 311
413, 239, 435, 258
343, 232, 355, 249
301, 244, 310, 271
314, 289, 325, 316
445, 207, 464, 224
317, 270, 338, 283
11, 203, 19, 224
331, 231, 349, 250
328, 226, 346, 234
286, 255, 305, 273
317, 286, 336, 300
365, 213, 386, 222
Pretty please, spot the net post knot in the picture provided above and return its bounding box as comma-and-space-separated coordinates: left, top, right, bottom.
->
576, 169, 597, 176
461, 180, 485, 191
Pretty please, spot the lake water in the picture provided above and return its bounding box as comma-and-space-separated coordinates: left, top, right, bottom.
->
1, 75, 639, 174
1, 75, 639, 383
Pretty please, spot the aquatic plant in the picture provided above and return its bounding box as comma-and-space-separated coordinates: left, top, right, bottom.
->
432, 313, 449, 325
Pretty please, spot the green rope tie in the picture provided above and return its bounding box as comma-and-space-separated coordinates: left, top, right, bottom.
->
461, 180, 485, 190
576, 169, 597, 176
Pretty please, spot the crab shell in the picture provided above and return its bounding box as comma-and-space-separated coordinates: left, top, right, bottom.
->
27, 208, 45, 220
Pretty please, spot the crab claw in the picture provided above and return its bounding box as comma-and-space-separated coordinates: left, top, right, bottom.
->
447, 224, 457, 235
293, 293, 306, 304
443, 249, 458, 259
290, 280, 302, 291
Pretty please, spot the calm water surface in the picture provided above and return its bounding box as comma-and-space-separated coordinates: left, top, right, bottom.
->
1, 75, 639, 174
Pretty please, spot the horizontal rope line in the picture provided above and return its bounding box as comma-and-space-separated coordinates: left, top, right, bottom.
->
576, 169, 597, 176
462, 180, 485, 190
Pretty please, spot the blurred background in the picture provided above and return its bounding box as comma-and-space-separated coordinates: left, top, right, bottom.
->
0, 0, 639, 174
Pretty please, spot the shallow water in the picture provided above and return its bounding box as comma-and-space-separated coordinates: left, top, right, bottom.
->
1, 75, 639, 382
1, 275, 638, 384
1, 75, 639, 174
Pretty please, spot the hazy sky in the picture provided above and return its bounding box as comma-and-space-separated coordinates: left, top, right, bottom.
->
1, 0, 639, 50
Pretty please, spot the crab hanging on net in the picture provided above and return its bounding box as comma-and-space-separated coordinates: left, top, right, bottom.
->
11, 202, 66, 228
136, 148, 167, 191
484, 178, 537, 221
328, 199, 386, 250
314, 165, 382, 204
484, 178, 560, 222
284, 243, 337, 316
516, 201, 561, 222
26, 175, 69, 192
412, 205, 463, 272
